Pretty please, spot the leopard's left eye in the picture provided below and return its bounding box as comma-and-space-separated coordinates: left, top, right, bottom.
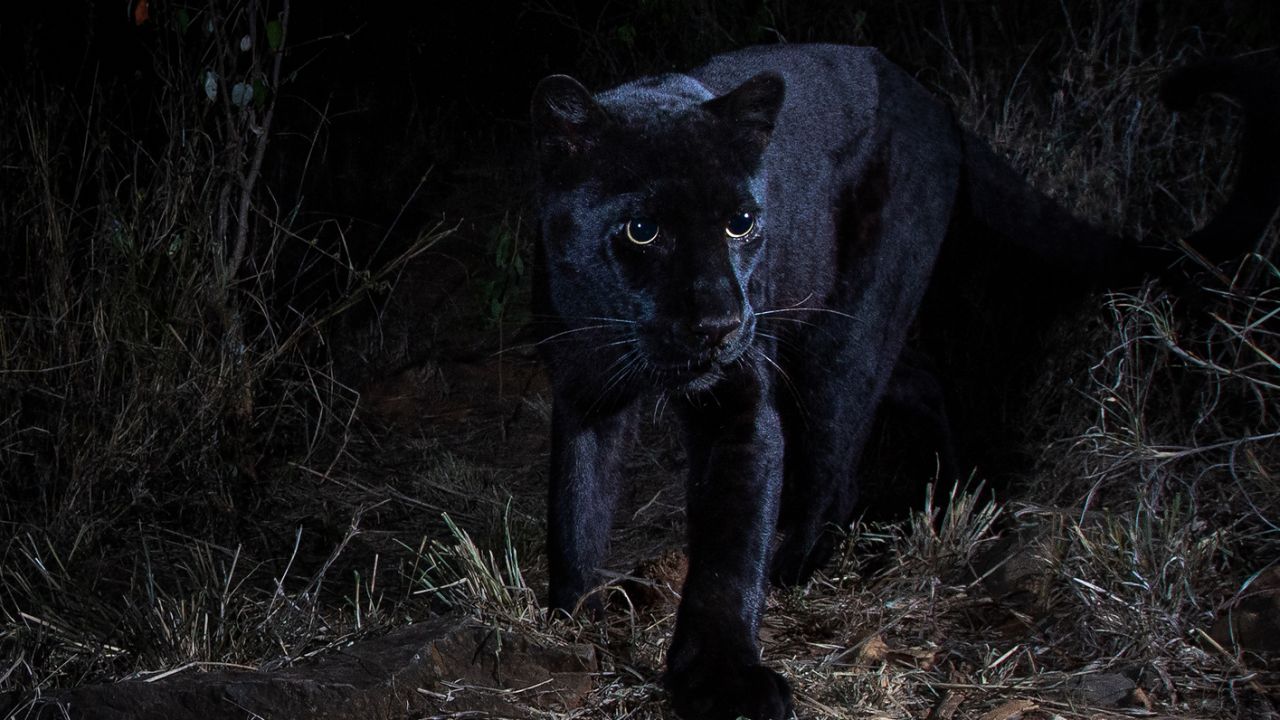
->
625, 219, 659, 245
725, 211, 755, 239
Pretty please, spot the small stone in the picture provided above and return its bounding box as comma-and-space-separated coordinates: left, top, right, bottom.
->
1064, 672, 1136, 706
1210, 567, 1280, 656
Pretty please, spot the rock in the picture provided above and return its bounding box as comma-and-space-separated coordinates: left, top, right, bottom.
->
972, 532, 1049, 604
1063, 672, 1136, 706
19, 617, 595, 720
1235, 689, 1279, 720
1210, 567, 1280, 656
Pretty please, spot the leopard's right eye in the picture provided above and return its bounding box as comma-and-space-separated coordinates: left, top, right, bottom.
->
625, 219, 659, 245
725, 211, 756, 239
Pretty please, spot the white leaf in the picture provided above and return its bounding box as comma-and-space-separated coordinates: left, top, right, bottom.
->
203, 70, 218, 100
231, 82, 254, 107
240, 35, 251, 52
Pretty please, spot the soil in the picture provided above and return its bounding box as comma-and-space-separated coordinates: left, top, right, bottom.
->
17, 618, 596, 720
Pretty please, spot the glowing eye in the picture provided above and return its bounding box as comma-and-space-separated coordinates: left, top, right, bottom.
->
725, 211, 755, 239
626, 219, 659, 245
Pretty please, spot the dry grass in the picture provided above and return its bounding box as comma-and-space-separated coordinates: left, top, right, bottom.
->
0, 1, 452, 707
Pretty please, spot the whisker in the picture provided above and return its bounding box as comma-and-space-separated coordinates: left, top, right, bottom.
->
490, 323, 626, 357
756, 306, 859, 322
597, 337, 639, 350
653, 391, 669, 424
755, 332, 811, 361
645, 359, 670, 387
587, 348, 643, 416
755, 331, 782, 347
536, 323, 625, 343
732, 352, 754, 385
757, 315, 820, 330
754, 292, 816, 313
757, 315, 841, 347
527, 313, 637, 325
754, 346, 811, 427
752, 345, 803, 409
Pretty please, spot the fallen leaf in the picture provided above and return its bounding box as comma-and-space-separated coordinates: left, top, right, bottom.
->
927, 691, 967, 720
856, 635, 890, 665
1131, 686, 1153, 711
978, 698, 1038, 720
889, 645, 939, 670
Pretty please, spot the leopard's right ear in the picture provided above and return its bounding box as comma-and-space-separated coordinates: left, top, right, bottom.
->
532, 75, 607, 160
704, 72, 785, 155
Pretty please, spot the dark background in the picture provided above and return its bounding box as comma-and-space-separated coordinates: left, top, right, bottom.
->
9, 0, 1275, 224
1, 0, 1276, 544
5, 1, 1276, 258
2, 0, 1276, 522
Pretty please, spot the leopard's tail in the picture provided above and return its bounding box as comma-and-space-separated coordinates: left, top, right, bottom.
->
957, 55, 1280, 285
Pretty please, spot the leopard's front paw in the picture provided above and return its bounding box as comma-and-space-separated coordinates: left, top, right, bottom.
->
666, 661, 794, 720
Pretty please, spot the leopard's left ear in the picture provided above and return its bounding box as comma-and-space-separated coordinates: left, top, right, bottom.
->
704, 72, 786, 152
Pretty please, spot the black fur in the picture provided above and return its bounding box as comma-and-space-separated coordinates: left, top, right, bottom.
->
529, 45, 1278, 720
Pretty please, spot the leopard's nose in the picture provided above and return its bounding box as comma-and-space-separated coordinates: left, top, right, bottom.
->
691, 313, 743, 349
